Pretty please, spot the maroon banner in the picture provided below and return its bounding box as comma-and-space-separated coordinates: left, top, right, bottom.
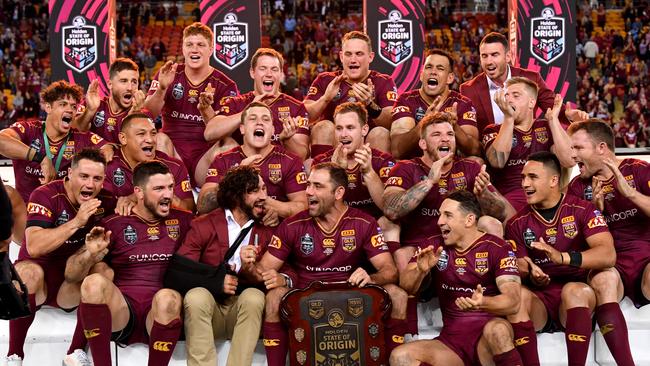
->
509, 0, 576, 103
364, 0, 427, 93
49, 0, 117, 97
200, 0, 262, 93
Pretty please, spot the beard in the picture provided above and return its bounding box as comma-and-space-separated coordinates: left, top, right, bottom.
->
144, 196, 170, 219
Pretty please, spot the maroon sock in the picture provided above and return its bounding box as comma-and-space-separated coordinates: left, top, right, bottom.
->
148, 318, 182, 366
596, 303, 634, 366
493, 348, 523, 366
385, 317, 407, 358
67, 308, 88, 354
510, 320, 540, 366
263, 321, 288, 366
406, 296, 419, 335
565, 307, 592, 366
7, 294, 36, 358
79, 302, 112, 366
310, 144, 332, 159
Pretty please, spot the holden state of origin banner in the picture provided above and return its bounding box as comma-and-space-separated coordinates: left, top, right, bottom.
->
200, 0, 261, 93
364, 0, 426, 93
49, 0, 117, 96
509, 0, 577, 103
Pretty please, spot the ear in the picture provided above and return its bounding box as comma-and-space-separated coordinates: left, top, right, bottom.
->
134, 185, 144, 200
361, 123, 369, 138
335, 185, 346, 201
368, 51, 375, 63
505, 48, 512, 64
550, 174, 560, 188
44, 103, 52, 114
249, 67, 255, 80
418, 137, 427, 151
466, 213, 476, 228
239, 123, 245, 136
118, 131, 127, 145
446, 72, 455, 86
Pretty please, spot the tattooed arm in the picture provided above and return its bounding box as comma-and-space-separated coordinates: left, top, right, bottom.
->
383, 182, 435, 221
196, 182, 220, 215
473, 164, 516, 222
485, 90, 516, 169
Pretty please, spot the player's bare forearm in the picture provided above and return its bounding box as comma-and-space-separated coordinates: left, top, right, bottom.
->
73, 108, 95, 131
0, 131, 31, 160
64, 247, 98, 283
383, 181, 433, 221
196, 185, 219, 215
143, 89, 166, 119
363, 171, 385, 210
369, 266, 398, 286
304, 98, 328, 122
454, 125, 481, 157
478, 187, 515, 222
580, 232, 616, 269
373, 108, 392, 129
25, 222, 83, 258
548, 120, 575, 168
486, 118, 515, 169
390, 126, 419, 159
266, 196, 307, 218
173, 196, 196, 213
203, 114, 241, 141
282, 136, 310, 161
480, 277, 521, 315
399, 263, 430, 295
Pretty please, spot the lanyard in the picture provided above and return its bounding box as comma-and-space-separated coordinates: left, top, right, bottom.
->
42, 123, 70, 172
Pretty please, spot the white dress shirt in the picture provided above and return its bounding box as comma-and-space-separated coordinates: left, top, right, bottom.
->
487, 65, 512, 125
224, 209, 254, 273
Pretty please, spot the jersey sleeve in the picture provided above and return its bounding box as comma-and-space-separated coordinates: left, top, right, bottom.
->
455, 99, 478, 128
26, 189, 56, 228
305, 74, 329, 101
8, 121, 31, 143
385, 161, 416, 190
391, 94, 415, 122
634, 160, 650, 196
172, 161, 193, 200
294, 102, 311, 135
579, 202, 610, 238
85, 132, 107, 149
214, 79, 239, 110
283, 158, 308, 195
481, 124, 499, 150
204, 155, 229, 185
374, 77, 398, 109
146, 70, 170, 100
218, 94, 245, 116
375, 154, 396, 184
361, 219, 390, 259
265, 220, 293, 262
492, 242, 519, 278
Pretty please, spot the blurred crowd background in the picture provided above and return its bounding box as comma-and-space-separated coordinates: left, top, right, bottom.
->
0, 0, 648, 148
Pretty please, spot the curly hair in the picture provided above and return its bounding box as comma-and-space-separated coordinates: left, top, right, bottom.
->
217, 165, 261, 210
41, 80, 84, 105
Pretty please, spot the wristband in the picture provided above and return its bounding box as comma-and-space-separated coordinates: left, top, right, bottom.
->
367, 103, 381, 119
280, 273, 293, 289
568, 251, 582, 267
31, 149, 45, 163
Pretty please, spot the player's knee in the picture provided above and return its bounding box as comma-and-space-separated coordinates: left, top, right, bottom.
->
589, 269, 618, 296
183, 287, 213, 312
311, 120, 335, 145
483, 318, 514, 348
477, 216, 504, 238
366, 127, 390, 152
15, 261, 44, 289
81, 273, 111, 301
238, 288, 265, 313
561, 282, 595, 305
153, 288, 182, 317
377, 216, 400, 243
388, 343, 413, 365
89, 262, 114, 281
519, 286, 534, 311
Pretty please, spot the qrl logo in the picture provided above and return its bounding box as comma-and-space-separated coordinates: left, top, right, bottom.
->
213, 13, 248, 70
530, 8, 565, 64
378, 10, 413, 67
61, 16, 98, 73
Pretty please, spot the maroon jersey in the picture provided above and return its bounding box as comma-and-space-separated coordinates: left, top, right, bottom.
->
219, 92, 310, 144
266, 208, 390, 288
567, 158, 650, 251
19, 179, 116, 263
205, 145, 307, 202
102, 209, 193, 294
505, 194, 609, 280
86, 97, 129, 143
313, 148, 395, 218
385, 157, 481, 246
420, 233, 518, 332
306, 70, 397, 128
391, 90, 477, 127
103, 148, 193, 200
147, 64, 238, 172
9, 120, 107, 203
482, 119, 555, 209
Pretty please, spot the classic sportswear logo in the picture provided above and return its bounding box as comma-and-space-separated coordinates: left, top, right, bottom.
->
515, 337, 529, 346
600, 323, 614, 336
263, 339, 280, 346
84, 328, 100, 339
392, 335, 404, 344
567, 334, 587, 342
153, 341, 172, 352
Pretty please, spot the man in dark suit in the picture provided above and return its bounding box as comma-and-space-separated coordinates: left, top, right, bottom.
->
460, 32, 587, 137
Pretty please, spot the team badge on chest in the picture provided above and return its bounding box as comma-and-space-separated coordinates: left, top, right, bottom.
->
300, 233, 314, 255
561, 216, 577, 239
341, 229, 356, 252
268, 164, 282, 184
113, 168, 126, 187
165, 219, 180, 240
124, 225, 138, 245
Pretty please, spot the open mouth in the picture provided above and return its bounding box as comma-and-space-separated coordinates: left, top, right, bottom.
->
253, 128, 265, 138
61, 115, 73, 127
262, 80, 274, 90
142, 146, 155, 157
524, 189, 535, 197
486, 65, 497, 72
427, 78, 439, 87
79, 190, 93, 200
438, 146, 452, 157
189, 55, 200, 61
440, 227, 451, 238
123, 93, 133, 104
308, 197, 318, 208
339, 139, 352, 146
348, 65, 360, 71
159, 199, 171, 211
